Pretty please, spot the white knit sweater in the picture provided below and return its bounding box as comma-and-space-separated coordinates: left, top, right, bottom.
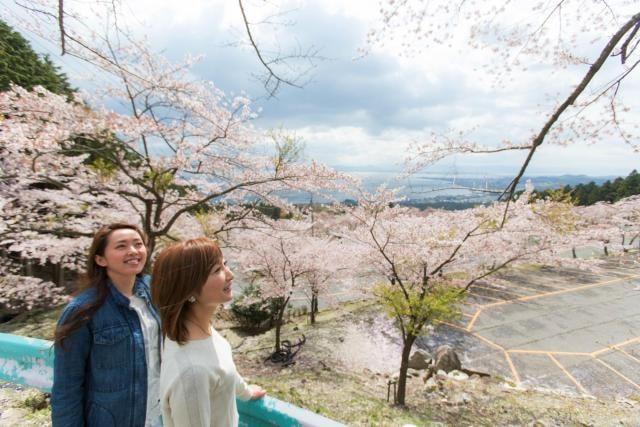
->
159, 328, 253, 427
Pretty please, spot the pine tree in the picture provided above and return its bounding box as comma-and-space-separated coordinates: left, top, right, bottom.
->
0, 20, 73, 96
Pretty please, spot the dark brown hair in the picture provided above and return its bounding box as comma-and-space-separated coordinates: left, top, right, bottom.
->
54, 222, 147, 347
151, 237, 222, 345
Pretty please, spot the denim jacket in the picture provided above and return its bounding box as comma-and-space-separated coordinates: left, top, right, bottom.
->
51, 275, 161, 427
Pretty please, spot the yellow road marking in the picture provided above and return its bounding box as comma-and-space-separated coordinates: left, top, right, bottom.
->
432, 271, 640, 396
498, 280, 567, 293
469, 284, 530, 296
467, 292, 504, 302
439, 320, 505, 350
482, 274, 640, 309
548, 353, 589, 395
612, 336, 640, 349
591, 337, 640, 356
505, 352, 521, 385
595, 358, 640, 390
460, 310, 478, 318
466, 309, 483, 331
508, 349, 591, 356
437, 320, 463, 330
612, 346, 640, 364
471, 332, 505, 350
460, 301, 483, 308
590, 348, 612, 356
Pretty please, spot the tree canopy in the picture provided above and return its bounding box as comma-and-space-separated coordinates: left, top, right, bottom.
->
534, 170, 640, 205
0, 20, 73, 96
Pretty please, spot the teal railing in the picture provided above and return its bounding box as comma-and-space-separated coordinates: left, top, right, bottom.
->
0, 332, 344, 427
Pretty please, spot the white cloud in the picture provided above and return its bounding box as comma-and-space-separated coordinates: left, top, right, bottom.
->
4, 0, 638, 177
296, 125, 414, 169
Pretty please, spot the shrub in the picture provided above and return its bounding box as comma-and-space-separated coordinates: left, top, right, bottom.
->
231, 283, 283, 332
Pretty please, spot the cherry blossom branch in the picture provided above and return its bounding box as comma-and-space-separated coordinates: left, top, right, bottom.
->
500, 11, 640, 208
462, 254, 521, 292
368, 211, 409, 302
429, 220, 486, 277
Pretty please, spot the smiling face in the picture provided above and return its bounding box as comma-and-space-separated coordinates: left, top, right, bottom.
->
151, 237, 229, 343
195, 258, 234, 307
94, 228, 147, 283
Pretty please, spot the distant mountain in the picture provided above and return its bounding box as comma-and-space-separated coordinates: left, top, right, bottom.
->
278, 171, 624, 206
450, 174, 616, 192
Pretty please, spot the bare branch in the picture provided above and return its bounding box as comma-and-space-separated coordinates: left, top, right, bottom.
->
238, 0, 302, 97
57, 0, 65, 54
461, 254, 519, 292
429, 220, 486, 277
616, 20, 640, 63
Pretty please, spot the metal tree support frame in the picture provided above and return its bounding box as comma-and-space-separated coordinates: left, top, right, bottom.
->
0, 332, 344, 427
265, 334, 306, 366
386, 379, 397, 403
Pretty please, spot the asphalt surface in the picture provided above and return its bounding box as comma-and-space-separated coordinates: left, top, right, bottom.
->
418, 256, 640, 399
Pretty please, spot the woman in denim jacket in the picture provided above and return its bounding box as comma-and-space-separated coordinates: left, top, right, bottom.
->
51, 223, 162, 427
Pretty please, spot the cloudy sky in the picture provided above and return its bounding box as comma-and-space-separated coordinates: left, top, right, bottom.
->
3, 0, 640, 177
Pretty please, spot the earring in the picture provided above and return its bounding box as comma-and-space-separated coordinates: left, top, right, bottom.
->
188, 295, 196, 303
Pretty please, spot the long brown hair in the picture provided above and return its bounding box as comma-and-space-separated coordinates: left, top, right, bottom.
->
54, 222, 147, 347
151, 237, 222, 345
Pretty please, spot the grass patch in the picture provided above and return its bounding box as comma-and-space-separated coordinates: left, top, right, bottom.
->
0, 382, 51, 427
0, 305, 64, 340
19, 390, 49, 411
250, 368, 435, 426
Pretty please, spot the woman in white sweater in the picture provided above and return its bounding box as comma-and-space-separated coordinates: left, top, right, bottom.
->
151, 237, 266, 427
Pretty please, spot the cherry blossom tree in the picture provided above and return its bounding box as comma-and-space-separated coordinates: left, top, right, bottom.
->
301, 229, 360, 325
290, 209, 364, 324
339, 185, 604, 405
611, 195, 640, 250
233, 220, 314, 352
0, 12, 344, 312
574, 195, 640, 255
232, 218, 355, 351
0, 188, 69, 312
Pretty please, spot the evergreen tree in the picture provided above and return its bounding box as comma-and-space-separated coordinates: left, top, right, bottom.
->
0, 20, 73, 96
534, 171, 640, 206
627, 170, 640, 195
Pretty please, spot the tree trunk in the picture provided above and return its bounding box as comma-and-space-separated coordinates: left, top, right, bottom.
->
395, 334, 416, 406
145, 231, 157, 272
54, 263, 64, 287
309, 288, 319, 324
274, 299, 289, 352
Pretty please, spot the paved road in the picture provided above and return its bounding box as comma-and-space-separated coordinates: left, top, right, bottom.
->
418, 257, 640, 398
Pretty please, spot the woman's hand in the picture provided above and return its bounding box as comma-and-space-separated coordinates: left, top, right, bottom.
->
248, 384, 266, 400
